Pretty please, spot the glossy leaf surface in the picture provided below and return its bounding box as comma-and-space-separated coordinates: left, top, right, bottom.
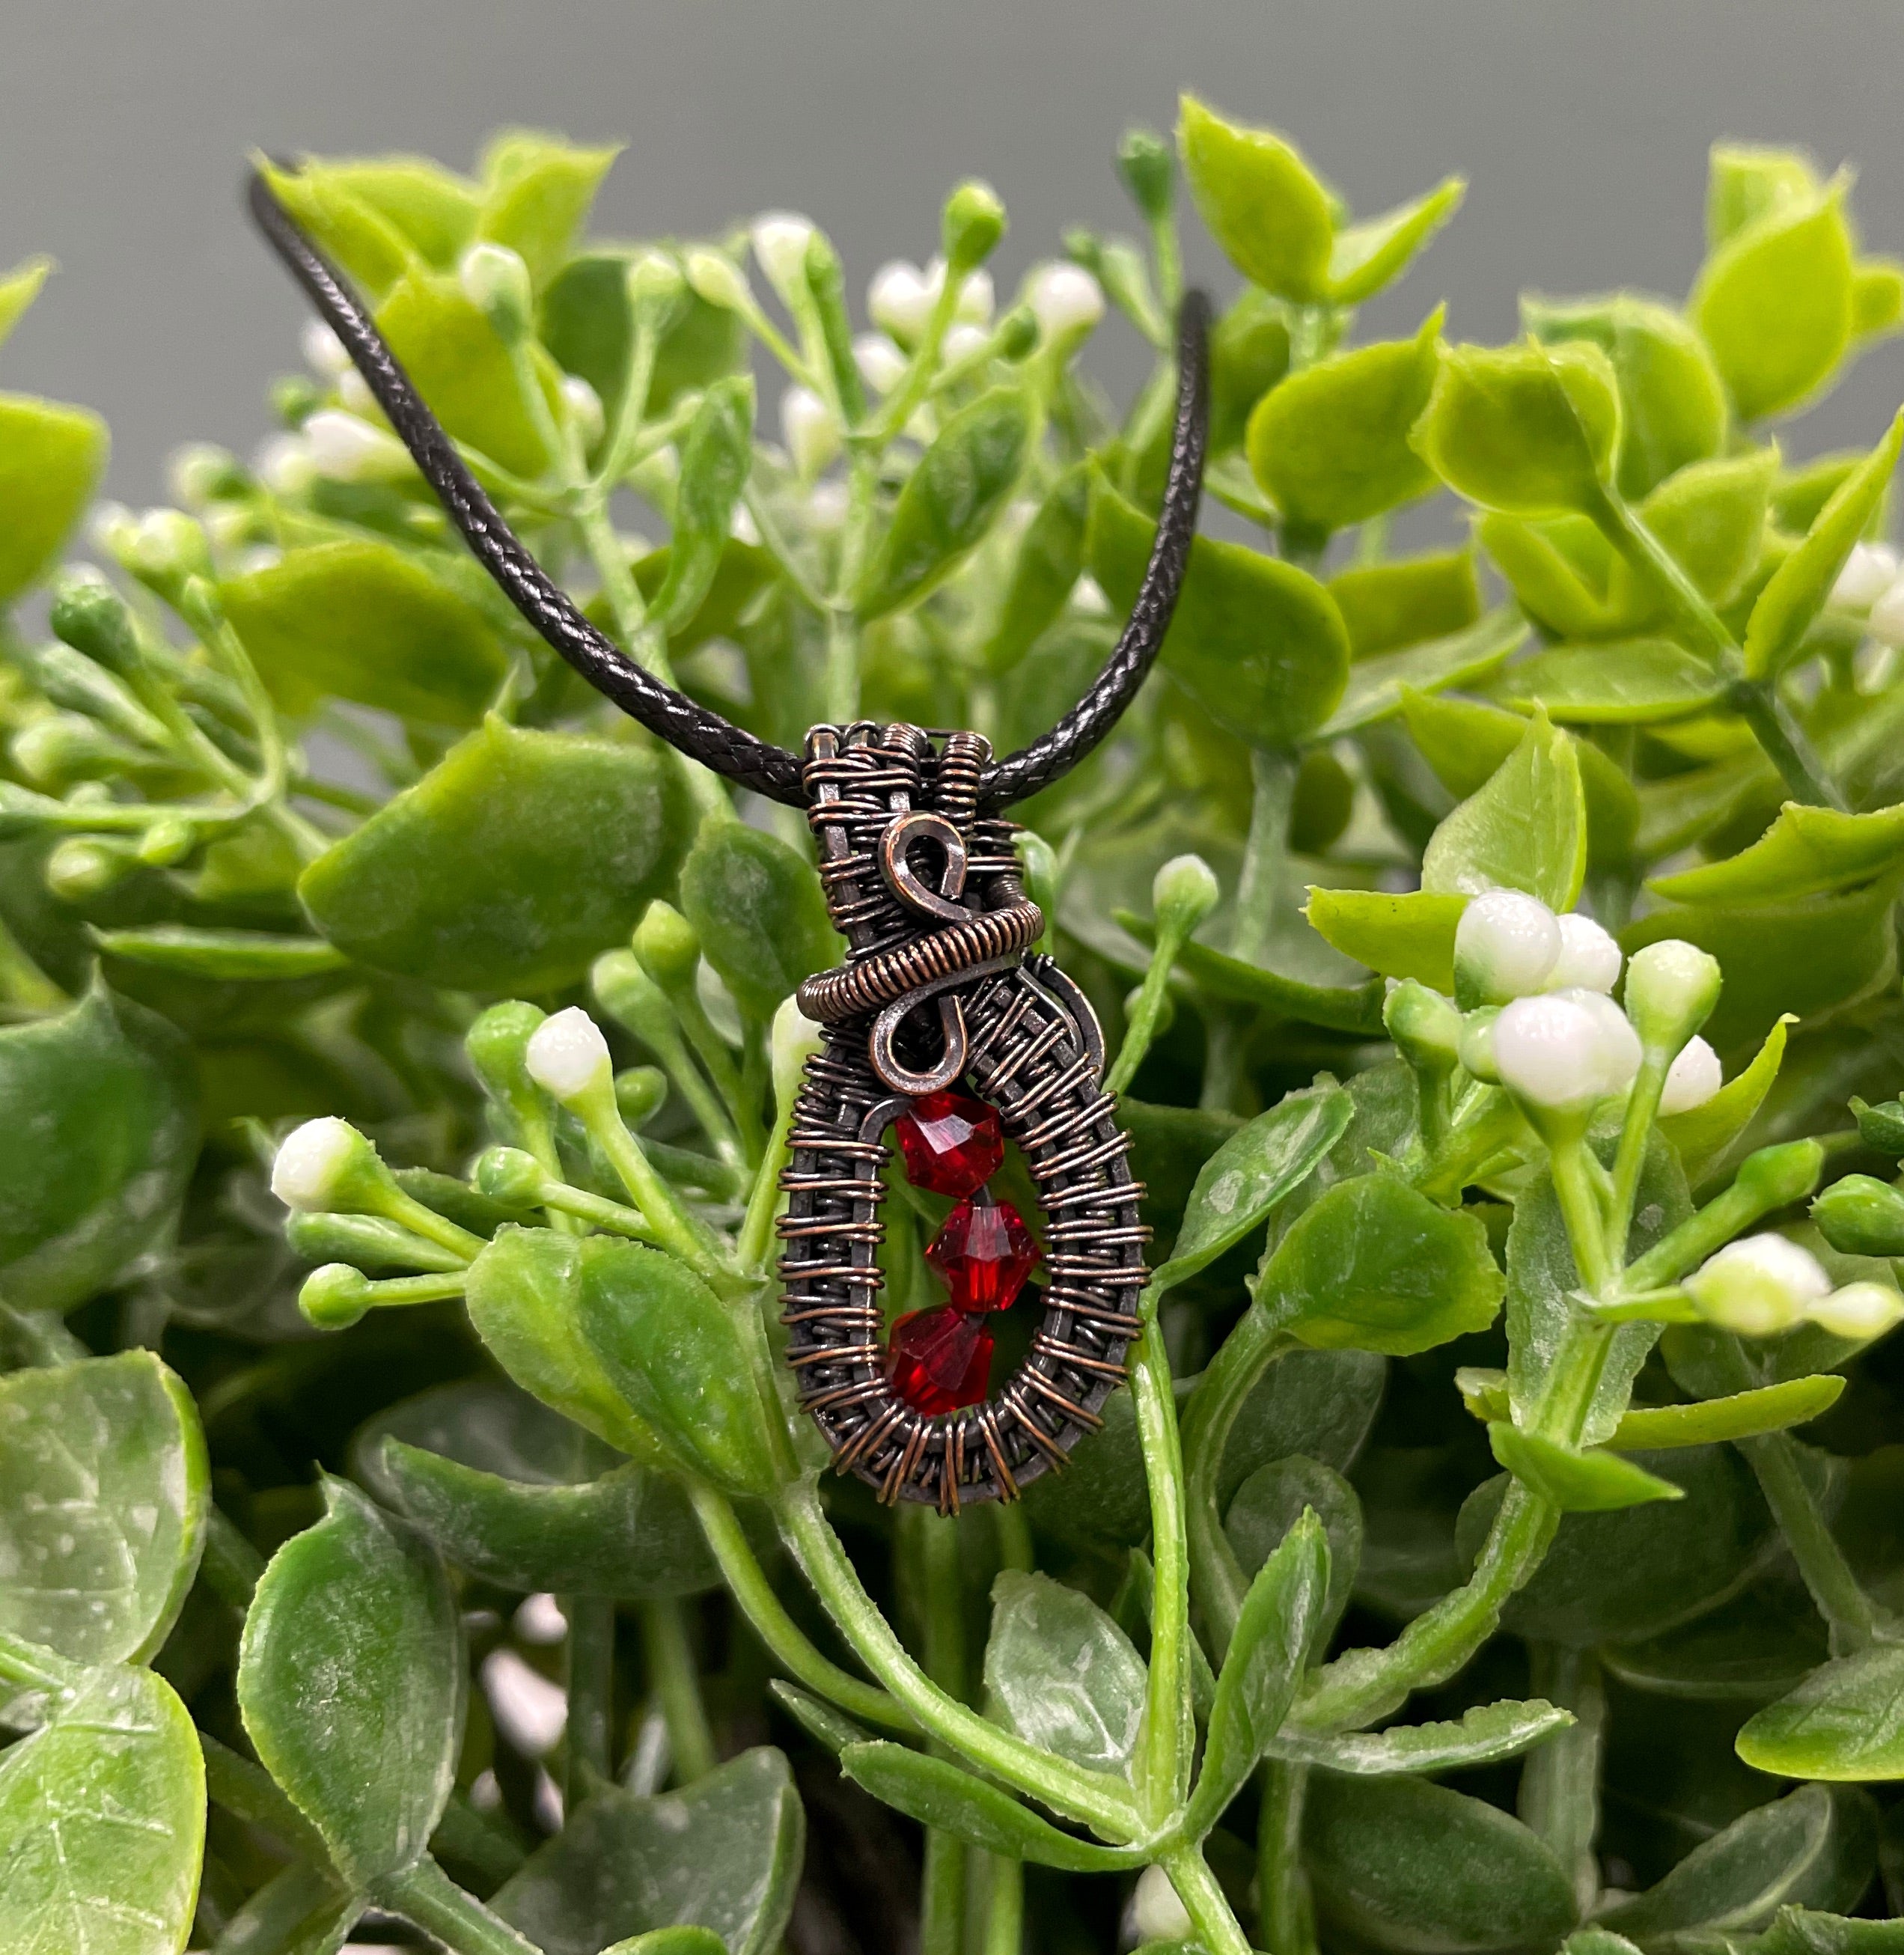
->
678, 819, 835, 1022
983, 1570, 1147, 1777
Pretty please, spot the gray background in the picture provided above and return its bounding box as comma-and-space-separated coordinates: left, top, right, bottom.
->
4, 0, 1904, 501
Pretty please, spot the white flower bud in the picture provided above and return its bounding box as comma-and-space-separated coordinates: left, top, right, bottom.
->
1623, 938, 1722, 1050
255, 432, 315, 497
869, 260, 933, 344
234, 543, 283, 576
271, 1117, 375, 1213
336, 367, 379, 420
167, 442, 244, 509
1453, 890, 1562, 1005
1494, 989, 1638, 1111
772, 996, 825, 1111
1685, 1232, 1831, 1337
1569, 988, 1644, 1097
1807, 1280, 1904, 1342
1129, 1864, 1194, 1945
1072, 573, 1111, 615
459, 241, 535, 345
303, 409, 411, 484
1659, 1034, 1724, 1114
626, 250, 686, 309
1869, 576, 1904, 649
780, 385, 840, 478
113, 507, 213, 590
481, 1647, 567, 1758
730, 501, 761, 546
942, 321, 991, 366
751, 212, 817, 304
853, 332, 908, 394
1027, 262, 1105, 342
524, 1006, 614, 1106
808, 481, 849, 529
684, 248, 752, 314
1547, 912, 1622, 994
301, 319, 351, 377
1831, 540, 1899, 611
941, 260, 994, 325
561, 374, 605, 448
1153, 853, 1220, 939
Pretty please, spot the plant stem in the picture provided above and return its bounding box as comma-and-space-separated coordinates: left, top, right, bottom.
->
209, 1861, 353, 1955
1132, 1314, 1194, 1823
639, 1599, 718, 1784
376, 1856, 541, 1955
1230, 746, 1298, 969
1608, 1048, 1671, 1258
1257, 1759, 1313, 1955
1517, 1644, 1604, 1917
1739, 1430, 1884, 1654
689, 1483, 912, 1734
1106, 927, 1185, 1097
1548, 1130, 1616, 1296
908, 1507, 970, 1955
1163, 1844, 1254, 1955
776, 1478, 1141, 1834
562, 1593, 617, 1802
980, 1852, 1025, 1955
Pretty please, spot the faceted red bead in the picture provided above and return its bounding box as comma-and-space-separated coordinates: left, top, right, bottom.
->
885, 1304, 995, 1414
894, 1089, 1004, 1199
927, 1190, 1040, 1314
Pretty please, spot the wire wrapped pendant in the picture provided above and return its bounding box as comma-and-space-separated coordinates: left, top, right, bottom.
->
778, 722, 1148, 1510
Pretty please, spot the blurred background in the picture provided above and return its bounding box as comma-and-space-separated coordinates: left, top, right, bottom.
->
4, 0, 1904, 499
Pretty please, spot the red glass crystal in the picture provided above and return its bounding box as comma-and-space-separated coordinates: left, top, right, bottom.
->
885, 1304, 995, 1414
894, 1089, 1004, 1198
927, 1190, 1040, 1314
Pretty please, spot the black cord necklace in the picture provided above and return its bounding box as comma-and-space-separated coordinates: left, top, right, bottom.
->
251, 168, 1210, 1509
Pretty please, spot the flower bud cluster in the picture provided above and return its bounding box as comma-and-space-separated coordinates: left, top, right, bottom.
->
1684, 1231, 1904, 1342
1830, 540, 1904, 647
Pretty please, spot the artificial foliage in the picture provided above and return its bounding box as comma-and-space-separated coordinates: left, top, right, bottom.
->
7, 99, 1904, 1955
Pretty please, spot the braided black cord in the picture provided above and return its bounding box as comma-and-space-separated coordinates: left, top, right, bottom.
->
247, 167, 1208, 810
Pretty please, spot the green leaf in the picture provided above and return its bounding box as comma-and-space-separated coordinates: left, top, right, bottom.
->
858, 385, 1036, 618
493, 1748, 803, 1955
1652, 802, 1904, 905
0, 394, 109, 603
1738, 1643, 1904, 1780
1411, 338, 1621, 518
766, 1679, 871, 1755
1328, 177, 1466, 306
376, 265, 555, 478
1177, 95, 1334, 302
1598, 1784, 1876, 1942
1420, 707, 1587, 906
299, 716, 691, 992
1316, 608, 1531, 739
838, 1742, 1137, 1872
1495, 639, 1726, 723
0, 1664, 205, 1955
1260, 1171, 1505, 1355
0, 980, 198, 1314
1852, 258, 1904, 338
1328, 549, 1483, 660
1304, 1774, 1578, 1954
1087, 472, 1349, 745
1269, 1697, 1572, 1775
602, 1932, 727, 1955
1477, 511, 1617, 638
0, 254, 53, 348
1620, 875, 1902, 1054
983, 461, 1088, 672
0, 1352, 207, 1665
1616, 448, 1777, 616
1163, 933, 1386, 1034
475, 130, 620, 288
261, 157, 419, 296
1601, 1583, 1829, 1701
1607, 1375, 1844, 1451
356, 1378, 719, 1598
1693, 183, 1856, 421
1225, 1454, 1361, 1638
653, 375, 754, 632
1302, 888, 1468, 990
982, 1570, 1147, 1777
1488, 1425, 1685, 1512
576, 1234, 784, 1495
222, 540, 510, 724
1154, 1079, 1352, 1290
1659, 1015, 1792, 1180
677, 819, 835, 1022
464, 1225, 669, 1465
1458, 1445, 1772, 1645
1524, 291, 1729, 499
1708, 144, 1823, 251
90, 925, 350, 980
1506, 1139, 1691, 1443
310, 156, 480, 268
239, 1476, 462, 1885
1246, 311, 1442, 533
1206, 287, 1293, 452
1745, 409, 1904, 680
1186, 1509, 1328, 1837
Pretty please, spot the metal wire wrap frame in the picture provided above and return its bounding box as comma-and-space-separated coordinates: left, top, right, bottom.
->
245, 165, 1209, 811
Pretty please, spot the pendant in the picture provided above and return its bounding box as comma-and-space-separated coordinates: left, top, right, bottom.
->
777, 723, 1148, 1510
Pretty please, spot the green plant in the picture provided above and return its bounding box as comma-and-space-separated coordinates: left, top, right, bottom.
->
4, 100, 1904, 1955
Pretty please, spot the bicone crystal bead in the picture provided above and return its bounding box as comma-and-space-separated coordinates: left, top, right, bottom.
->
926, 1189, 1040, 1314
894, 1089, 1004, 1198
885, 1303, 994, 1414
